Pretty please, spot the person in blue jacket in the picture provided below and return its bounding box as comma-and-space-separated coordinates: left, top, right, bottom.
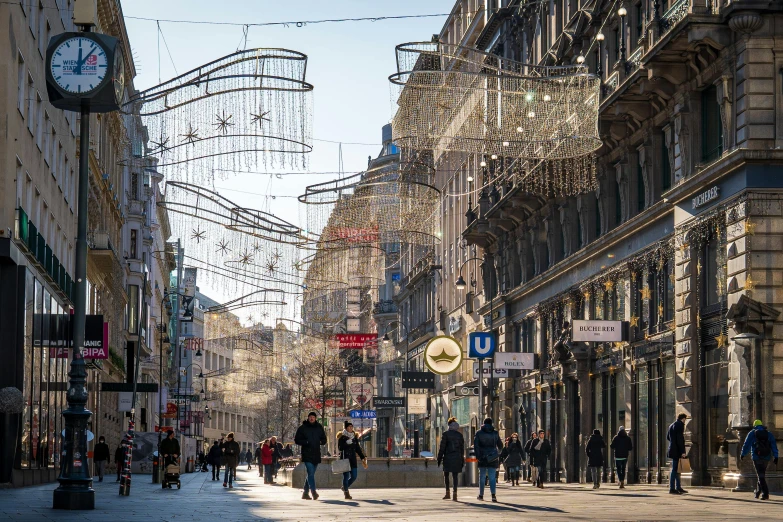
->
741, 419, 779, 500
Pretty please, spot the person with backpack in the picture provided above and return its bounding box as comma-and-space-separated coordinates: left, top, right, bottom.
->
741, 419, 779, 500
585, 429, 606, 489
610, 426, 633, 489
474, 417, 503, 502
437, 416, 464, 501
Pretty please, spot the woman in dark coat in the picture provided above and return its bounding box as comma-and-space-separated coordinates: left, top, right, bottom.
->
586, 429, 606, 489
500, 433, 525, 486
437, 416, 465, 501
610, 426, 633, 489
337, 421, 367, 499
523, 431, 537, 482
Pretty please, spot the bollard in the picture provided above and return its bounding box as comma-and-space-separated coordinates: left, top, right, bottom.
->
464, 446, 478, 487
152, 455, 159, 483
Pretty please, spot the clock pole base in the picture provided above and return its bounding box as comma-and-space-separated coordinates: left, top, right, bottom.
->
53, 485, 95, 510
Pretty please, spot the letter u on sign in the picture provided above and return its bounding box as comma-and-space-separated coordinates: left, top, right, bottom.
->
468, 332, 495, 359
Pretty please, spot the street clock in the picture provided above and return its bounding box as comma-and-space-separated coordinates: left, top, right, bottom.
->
45, 32, 124, 113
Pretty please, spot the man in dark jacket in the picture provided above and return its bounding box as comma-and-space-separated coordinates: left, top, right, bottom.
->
254, 442, 264, 477
270, 436, 283, 479
530, 430, 552, 488
208, 440, 222, 481
523, 431, 537, 482
294, 412, 327, 500
93, 436, 110, 482
741, 419, 779, 500
474, 418, 503, 502
666, 413, 688, 494
437, 416, 465, 501
220, 432, 241, 488
585, 429, 606, 489
610, 426, 633, 489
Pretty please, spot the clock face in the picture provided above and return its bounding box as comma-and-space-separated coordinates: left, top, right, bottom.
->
113, 49, 125, 104
50, 36, 108, 95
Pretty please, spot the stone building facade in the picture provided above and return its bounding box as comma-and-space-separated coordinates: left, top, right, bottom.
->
394, 0, 783, 490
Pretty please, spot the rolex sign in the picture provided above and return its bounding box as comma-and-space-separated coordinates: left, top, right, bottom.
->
423, 336, 463, 375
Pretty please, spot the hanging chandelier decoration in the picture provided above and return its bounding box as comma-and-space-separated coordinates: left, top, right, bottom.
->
122, 48, 314, 183
389, 42, 601, 197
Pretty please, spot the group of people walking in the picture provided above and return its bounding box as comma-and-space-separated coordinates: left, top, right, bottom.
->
205, 432, 240, 488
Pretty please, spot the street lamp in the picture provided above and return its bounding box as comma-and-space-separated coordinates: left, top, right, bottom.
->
618, 6, 628, 65
455, 275, 467, 291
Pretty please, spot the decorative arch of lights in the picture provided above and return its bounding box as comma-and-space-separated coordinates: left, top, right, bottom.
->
390, 42, 601, 197
122, 48, 314, 182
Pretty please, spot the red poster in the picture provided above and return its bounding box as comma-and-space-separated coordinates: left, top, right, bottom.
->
331, 334, 377, 349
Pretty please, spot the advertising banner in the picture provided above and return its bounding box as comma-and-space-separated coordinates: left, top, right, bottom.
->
408, 393, 428, 414
332, 333, 376, 349
493, 352, 535, 370
180, 268, 197, 323
45, 315, 108, 359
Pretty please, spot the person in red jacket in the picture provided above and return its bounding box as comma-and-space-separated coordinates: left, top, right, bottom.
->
261, 439, 274, 484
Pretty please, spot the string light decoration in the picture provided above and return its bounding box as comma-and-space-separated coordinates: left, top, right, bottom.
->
389, 42, 601, 197
122, 48, 314, 182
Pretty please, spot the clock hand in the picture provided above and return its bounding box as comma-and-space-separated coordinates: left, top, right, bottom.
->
76, 47, 97, 74
75, 47, 83, 75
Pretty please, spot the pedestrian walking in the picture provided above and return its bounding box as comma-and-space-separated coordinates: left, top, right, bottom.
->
666, 413, 688, 495
437, 416, 464, 501
270, 436, 283, 480
337, 421, 367, 499
255, 442, 263, 477
500, 433, 524, 486
610, 426, 633, 489
93, 436, 110, 482
741, 419, 779, 500
474, 417, 503, 502
586, 429, 606, 489
221, 432, 240, 488
294, 411, 327, 500
530, 430, 551, 489
208, 440, 222, 481
261, 439, 275, 484
523, 431, 537, 482
114, 441, 125, 482
246, 449, 253, 471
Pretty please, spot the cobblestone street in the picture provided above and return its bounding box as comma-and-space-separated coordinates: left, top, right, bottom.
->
1, 468, 780, 521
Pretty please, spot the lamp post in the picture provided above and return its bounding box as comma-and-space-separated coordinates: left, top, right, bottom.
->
618, 6, 628, 65
382, 320, 409, 454
456, 255, 497, 423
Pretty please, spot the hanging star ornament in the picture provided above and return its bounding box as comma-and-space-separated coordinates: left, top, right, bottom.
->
744, 219, 757, 235
629, 316, 640, 328
265, 259, 278, 274
715, 332, 729, 348
151, 135, 170, 155
180, 124, 200, 146
640, 286, 652, 300
252, 241, 262, 252
239, 249, 253, 266
658, 304, 664, 318
250, 109, 271, 126
604, 280, 614, 291
190, 227, 206, 244
216, 239, 231, 255
272, 249, 283, 262
214, 110, 235, 134
744, 274, 755, 290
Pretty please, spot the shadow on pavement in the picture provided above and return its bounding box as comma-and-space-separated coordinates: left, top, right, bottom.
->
360, 499, 394, 505
320, 500, 360, 507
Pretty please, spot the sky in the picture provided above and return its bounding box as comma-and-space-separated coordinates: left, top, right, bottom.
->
122, 0, 455, 306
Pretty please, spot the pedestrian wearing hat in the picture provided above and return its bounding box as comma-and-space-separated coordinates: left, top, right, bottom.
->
474, 417, 503, 502
741, 419, 779, 500
294, 412, 327, 500
337, 420, 367, 499
586, 429, 606, 489
437, 416, 465, 501
610, 426, 633, 489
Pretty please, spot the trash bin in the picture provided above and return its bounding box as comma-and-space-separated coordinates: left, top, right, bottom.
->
464, 446, 478, 487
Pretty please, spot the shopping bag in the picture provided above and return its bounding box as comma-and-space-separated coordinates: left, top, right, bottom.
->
331, 458, 351, 474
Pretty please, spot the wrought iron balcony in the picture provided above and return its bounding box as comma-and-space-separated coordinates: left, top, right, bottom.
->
373, 299, 398, 316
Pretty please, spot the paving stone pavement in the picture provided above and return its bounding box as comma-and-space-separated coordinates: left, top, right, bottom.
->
1, 468, 780, 521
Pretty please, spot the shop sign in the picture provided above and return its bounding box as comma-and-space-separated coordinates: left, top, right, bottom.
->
472, 363, 509, 379
692, 186, 720, 210
448, 315, 463, 335
41, 315, 108, 358
401, 371, 435, 389
595, 351, 623, 372
350, 410, 377, 419
180, 268, 197, 323
408, 394, 428, 414
494, 352, 535, 370
373, 397, 405, 407
407, 343, 425, 359
572, 320, 623, 342
332, 333, 376, 349
633, 340, 674, 362
455, 385, 479, 396
350, 383, 374, 406
423, 336, 463, 375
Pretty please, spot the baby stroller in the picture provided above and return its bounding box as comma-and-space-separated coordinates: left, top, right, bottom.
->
162, 454, 181, 489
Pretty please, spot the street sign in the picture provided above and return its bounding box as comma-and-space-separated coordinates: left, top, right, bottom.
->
494, 352, 535, 370
472, 363, 509, 379
572, 320, 624, 342
468, 332, 496, 359
349, 410, 377, 419
373, 397, 405, 408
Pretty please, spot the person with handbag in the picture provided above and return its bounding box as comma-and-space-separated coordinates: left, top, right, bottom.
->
337, 421, 367, 499
474, 417, 503, 502
585, 429, 606, 489
666, 413, 688, 495
294, 412, 327, 500
437, 416, 464, 501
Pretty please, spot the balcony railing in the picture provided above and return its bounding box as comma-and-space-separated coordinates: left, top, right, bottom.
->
659, 0, 689, 36
373, 300, 398, 315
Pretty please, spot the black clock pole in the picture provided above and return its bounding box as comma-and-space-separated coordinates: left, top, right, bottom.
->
53, 27, 95, 511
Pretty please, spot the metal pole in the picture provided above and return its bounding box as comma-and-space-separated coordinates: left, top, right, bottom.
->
173, 240, 183, 434
156, 300, 164, 483
53, 100, 95, 510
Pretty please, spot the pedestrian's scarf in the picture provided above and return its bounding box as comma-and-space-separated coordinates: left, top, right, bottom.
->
342, 429, 355, 444
534, 439, 544, 451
